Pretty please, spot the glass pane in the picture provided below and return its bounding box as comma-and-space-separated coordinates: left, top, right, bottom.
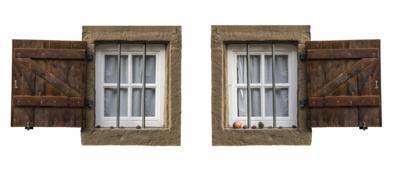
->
237, 56, 247, 84
264, 55, 288, 83
132, 88, 156, 117
145, 88, 156, 116
132, 55, 157, 84
265, 88, 289, 117
132, 55, 143, 83
237, 55, 261, 84
237, 88, 261, 117
251, 88, 261, 116
104, 88, 128, 117
104, 55, 128, 84
146, 55, 156, 83
237, 88, 246, 116
250, 55, 261, 83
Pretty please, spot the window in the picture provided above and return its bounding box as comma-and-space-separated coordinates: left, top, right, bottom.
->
95, 44, 165, 128
10, 26, 181, 145
211, 26, 311, 145
227, 44, 297, 128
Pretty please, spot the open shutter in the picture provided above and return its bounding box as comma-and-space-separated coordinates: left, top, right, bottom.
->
305, 40, 381, 127
11, 40, 88, 128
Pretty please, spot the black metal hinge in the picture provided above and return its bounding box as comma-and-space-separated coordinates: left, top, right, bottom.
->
299, 51, 307, 61
85, 99, 94, 109
86, 52, 94, 61
299, 97, 308, 109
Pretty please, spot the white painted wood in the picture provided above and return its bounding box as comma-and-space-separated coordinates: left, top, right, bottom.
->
227, 44, 297, 128
95, 44, 165, 128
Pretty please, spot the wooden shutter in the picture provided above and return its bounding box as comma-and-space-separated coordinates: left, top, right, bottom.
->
11, 40, 88, 128
305, 40, 381, 127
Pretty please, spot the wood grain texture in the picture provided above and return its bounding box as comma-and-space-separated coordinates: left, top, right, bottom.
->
13, 96, 84, 107
309, 96, 380, 107
15, 48, 86, 60
306, 40, 381, 127
307, 48, 378, 60
11, 40, 87, 127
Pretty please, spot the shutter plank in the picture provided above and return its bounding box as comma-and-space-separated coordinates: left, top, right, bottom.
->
312, 58, 378, 96
15, 58, 81, 97
309, 96, 380, 107
14, 48, 86, 60
13, 96, 84, 107
307, 48, 379, 60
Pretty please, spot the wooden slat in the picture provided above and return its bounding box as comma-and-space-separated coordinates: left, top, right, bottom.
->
14, 48, 86, 60
15, 58, 81, 97
13, 96, 84, 107
305, 40, 380, 49
312, 58, 378, 96
309, 95, 380, 107
307, 48, 379, 60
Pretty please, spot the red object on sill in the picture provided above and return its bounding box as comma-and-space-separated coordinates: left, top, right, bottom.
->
233, 121, 242, 129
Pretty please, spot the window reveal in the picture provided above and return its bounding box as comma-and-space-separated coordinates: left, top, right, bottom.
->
96, 43, 165, 128
228, 44, 297, 128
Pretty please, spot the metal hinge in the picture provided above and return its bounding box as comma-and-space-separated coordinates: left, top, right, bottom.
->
85, 99, 94, 109
299, 51, 307, 61
359, 121, 368, 131
86, 52, 94, 61
25, 121, 34, 131
299, 97, 308, 109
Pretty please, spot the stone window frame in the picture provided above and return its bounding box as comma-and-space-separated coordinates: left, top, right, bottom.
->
211, 25, 311, 145
81, 26, 181, 145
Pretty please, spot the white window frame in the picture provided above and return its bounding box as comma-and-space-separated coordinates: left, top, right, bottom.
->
95, 44, 165, 128
227, 44, 297, 128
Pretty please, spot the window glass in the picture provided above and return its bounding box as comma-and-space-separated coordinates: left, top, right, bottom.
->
105, 55, 128, 84
264, 55, 288, 83
104, 88, 128, 117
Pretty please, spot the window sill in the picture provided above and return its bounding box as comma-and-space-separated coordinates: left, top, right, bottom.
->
223, 127, 298, 131
91, 127, 169, 131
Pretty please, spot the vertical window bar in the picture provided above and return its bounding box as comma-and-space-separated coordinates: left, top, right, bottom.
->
246, 43, 251, 128
141, 42, 147, 128
116, 43, 122, 128
271, 43, 277, 128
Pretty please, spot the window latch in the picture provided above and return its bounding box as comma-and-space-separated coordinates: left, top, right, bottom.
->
25, 121, 34, 131
299, 97, 308, 109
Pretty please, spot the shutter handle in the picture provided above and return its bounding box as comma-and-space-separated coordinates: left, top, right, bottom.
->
14, 80, 18, 89
375, 80, 379, 89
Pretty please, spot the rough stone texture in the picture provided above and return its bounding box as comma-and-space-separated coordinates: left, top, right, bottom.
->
81, 26, 181, 145
211, 25, 312, 145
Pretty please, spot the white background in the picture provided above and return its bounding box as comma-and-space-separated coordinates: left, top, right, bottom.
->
0, 0, 392, 189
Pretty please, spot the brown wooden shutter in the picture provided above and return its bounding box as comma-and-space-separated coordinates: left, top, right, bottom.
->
11, 40, 88, 128
305, 40, 381, 128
